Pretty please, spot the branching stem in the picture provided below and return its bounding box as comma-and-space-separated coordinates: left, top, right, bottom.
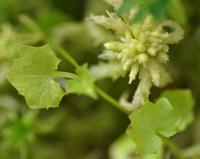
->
50, 40, 129, 114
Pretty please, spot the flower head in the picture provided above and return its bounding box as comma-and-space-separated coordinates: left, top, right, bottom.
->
90, 0, 184, 110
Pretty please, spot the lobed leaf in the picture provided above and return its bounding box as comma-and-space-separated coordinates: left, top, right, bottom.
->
160, 89, 194, 131
7, 45, 65, 109
127, 98, 180, 154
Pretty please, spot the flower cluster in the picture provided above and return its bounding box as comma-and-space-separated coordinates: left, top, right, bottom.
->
90, 0, 184, 110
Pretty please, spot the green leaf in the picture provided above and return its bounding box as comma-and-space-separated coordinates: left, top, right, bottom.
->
160, 89, 194, 131
109, 135, 162, 159
67, 64, 97, 99
109, 135, 136, 159
117, 0, 171, 22
7, 45, 65, 109
148, 0, 170, 20
117, 0, 148, 16
127, 98, 180, 154
134, 0, 171, 22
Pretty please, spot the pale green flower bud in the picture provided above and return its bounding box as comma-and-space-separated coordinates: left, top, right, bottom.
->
148, 47, 157, 56
136, 54, 148, 64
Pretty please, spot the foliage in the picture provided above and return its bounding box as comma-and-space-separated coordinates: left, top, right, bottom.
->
128, 98, 179, 154
0, 0, 199, 159
127, 90, 194, 155
117, 0, 171, 22
117, 0, 187, 26
160, 89, 195, 131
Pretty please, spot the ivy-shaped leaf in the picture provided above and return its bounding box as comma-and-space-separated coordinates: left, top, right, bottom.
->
160, 89, 194, 131
7, 45, 65, 109
127, 98, 180, 154
67, 64, 97, 99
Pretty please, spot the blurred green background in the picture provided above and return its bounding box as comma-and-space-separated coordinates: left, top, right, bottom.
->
0, 0, 200, 159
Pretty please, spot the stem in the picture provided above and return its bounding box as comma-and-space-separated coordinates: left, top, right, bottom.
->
52, 42, 130, 114
53, 71, 79, 80
95, 86, 129, 114
55, 44, 129, 114
161, 136, 185, 159
50, 41, 79, 68
50, 40, 129, 114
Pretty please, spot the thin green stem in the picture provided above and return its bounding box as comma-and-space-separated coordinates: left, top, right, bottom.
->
95, 86, 129, 114
161, 136, 185, 159
53, 71, 79, 80
51, 41, 129, 114
50, 41, 79, 68
50, 40, 129, 114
